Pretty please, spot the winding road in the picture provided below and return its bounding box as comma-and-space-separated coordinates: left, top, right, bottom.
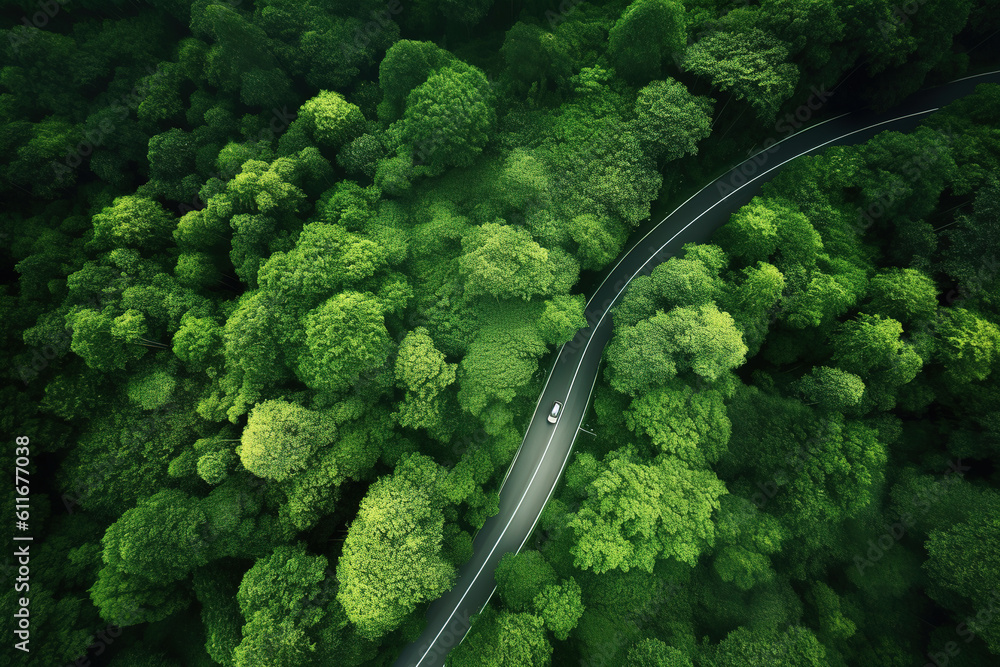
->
393, 70, 1000, 667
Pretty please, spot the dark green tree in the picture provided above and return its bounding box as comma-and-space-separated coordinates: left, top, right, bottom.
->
608, 0, 687, 83
682, 28, 799, 119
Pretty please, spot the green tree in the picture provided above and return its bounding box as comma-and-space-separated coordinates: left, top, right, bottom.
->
831, 313, 922, 409
337, 134, 387, 179
239, 400, 335, 482
401, 64, 496, 174
192, 567, 245, 667
457, 305, 548, 419
89, 196, 175, 252
711, 495, 788, 591
394, 327, 457, 432
91, 490, 209, 626
319, 181, 381, 231
865, 267, 938, 325
373, 153, 414, 196
651, 256, 721, 310
337, 454, 455, 638
532, 577, 584, 641
378, 40, 457, 122
495, 551, 558, 612
720, 261, 785, 356
793, 366, 866, 412
633, 79, 713, 163
606, 304, 747, 396
568, 447, 727, 573
126, 368, 177, 411
756, 0, 845, 77
808, 582, 857, 643
725, 388, 888, 545
500, 22, 573, 100
447, 608, 553, 667
216, 290, 292, 421
100, 489, 210, 585
934, 307, 1000, 386
941, 177, 1000, 289
434, 0, 496, 26
625, 381, 730, 467
924, 490, 1000, 654
225, 158, 307, 216
682, 28, 799, 119
3, 116, 81, 196
715, 198, 796, 266
286, 90, 365, 153
538, 294, 587, 346
568, 213, 622, 271
259, 222, 387, 305
460, 222, 555, 301
234, 543, 331, 666
608, 0, 687, 83
66, 308, 144, 372
627, 639, 693, 667
190, 3, 288, 106
704, 625, 827, 666
147, 128, 198, 201
782, 269, 861, 331
229, 213, 279, 287
296, 291, 392, 395
174, 252, 221, 290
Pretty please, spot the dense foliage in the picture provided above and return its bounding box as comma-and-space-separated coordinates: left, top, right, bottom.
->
1, 0, 998, 665
497, 86, 1000, 667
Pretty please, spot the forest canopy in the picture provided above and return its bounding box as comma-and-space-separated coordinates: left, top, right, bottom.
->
2, 0, 999, 665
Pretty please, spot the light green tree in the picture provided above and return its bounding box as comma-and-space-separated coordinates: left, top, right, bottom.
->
89, 196, 175, 251
447, 608, 553, 667
705, 625, 827, 666
495, 551, 558, 612
460, 222, 555, 301
568, 447, 727, 573
297, 90, 365, 151
234, 543, 330, 666
532, 577, 584, 641
239, 400, 334, 482
625, 381, 730, 467
296, 291, 392, 395
337, 454, 455, 638
793, 366, 866, 412
831, 313, 922, 409
934, 307, 1000, 386
393, 327, 457, 432
606, 304, 747, 396
865, 267, 939, 325
651, 256, 721, 309
627, 639, 693, 667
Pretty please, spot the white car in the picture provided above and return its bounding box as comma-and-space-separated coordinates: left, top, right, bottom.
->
547, 401, 562, 424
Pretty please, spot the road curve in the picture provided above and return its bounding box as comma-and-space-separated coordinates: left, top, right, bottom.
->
393, 70, 1000, 667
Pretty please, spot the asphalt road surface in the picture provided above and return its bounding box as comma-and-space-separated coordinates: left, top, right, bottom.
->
393, 69, 1000, 667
